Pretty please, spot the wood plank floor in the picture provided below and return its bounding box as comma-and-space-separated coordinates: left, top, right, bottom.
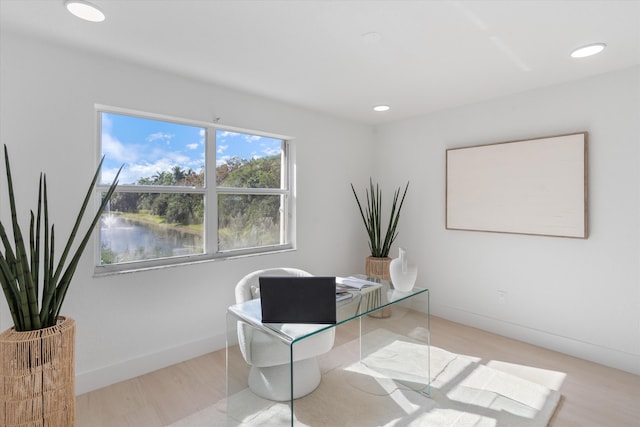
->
76, 315, 640, 426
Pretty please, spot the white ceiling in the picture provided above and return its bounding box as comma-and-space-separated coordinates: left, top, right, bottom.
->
1, 0, 639, 124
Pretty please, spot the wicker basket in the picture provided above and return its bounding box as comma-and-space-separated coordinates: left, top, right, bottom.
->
365, 257, 392, 318
365, 256, 391, 280
0, 317, 76, 427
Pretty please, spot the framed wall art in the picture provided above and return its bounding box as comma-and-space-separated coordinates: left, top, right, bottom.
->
446, 132, 588, 238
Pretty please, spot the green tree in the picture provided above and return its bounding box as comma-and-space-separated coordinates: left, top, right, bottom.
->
109, 191, 139, 213
217, 155, 281, 246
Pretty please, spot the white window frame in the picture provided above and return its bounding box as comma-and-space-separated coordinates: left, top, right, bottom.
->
94, 105, 294, 275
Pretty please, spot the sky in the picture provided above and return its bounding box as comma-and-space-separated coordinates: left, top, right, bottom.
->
101, 112, 282, 185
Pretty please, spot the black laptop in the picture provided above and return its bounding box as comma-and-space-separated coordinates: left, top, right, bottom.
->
259, 276, 337, 324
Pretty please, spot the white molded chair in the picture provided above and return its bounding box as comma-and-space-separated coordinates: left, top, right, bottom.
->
235, 268, 336, 401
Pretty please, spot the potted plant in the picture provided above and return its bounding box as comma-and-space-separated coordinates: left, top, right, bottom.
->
351, 178, 409, 279
0, 145, 120, 427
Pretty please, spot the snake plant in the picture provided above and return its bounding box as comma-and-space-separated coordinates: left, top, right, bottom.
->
0, 145, 121, 331
351, 179, 409, 258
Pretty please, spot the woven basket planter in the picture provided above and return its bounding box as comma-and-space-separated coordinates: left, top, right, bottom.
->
365, 257, 392, 318
0, 317, 75, 427
365, 256, 391, 280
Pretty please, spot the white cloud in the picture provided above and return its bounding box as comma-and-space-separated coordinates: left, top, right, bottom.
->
147, 132, 175, 143
244, 135, 262, 142
186, 143, 199, 150
101, 166, 123, 184
102, 132, 139, 164
128, 160, 175, 182
216, 155, 231, 167
262, 146, 281, 156
168, 152, 190, 165
101, 114, 112, 132
218, 131, 239, 138
107, 148, 203, 184
250, 142, 281, 159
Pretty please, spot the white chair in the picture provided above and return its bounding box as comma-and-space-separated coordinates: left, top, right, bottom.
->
235, 268, 336, 401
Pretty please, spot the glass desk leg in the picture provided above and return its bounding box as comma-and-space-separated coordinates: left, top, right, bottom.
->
226, 313, 294, 426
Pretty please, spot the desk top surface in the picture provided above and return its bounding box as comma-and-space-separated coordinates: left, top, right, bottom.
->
228, 276, 427, 343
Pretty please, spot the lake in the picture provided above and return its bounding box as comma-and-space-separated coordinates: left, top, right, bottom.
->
100, 215, 203, 264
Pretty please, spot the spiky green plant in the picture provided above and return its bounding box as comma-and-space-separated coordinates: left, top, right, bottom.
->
0, 145, 121, 331
351, 179, 409, 258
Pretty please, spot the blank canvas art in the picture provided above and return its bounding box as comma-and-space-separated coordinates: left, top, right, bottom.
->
446, 132, 588, 238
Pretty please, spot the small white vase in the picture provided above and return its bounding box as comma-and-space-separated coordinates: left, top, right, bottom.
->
389, 247, 417, 292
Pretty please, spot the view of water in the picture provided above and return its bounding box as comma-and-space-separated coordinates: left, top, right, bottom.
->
100, 215, 203, 263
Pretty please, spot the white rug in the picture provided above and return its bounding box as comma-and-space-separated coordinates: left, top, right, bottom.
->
169, 329, 563, 426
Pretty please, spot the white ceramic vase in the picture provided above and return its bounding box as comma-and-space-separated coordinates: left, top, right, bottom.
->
389, 247, 417, 292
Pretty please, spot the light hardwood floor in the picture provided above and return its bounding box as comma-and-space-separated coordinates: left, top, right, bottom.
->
76, 315, 640, 426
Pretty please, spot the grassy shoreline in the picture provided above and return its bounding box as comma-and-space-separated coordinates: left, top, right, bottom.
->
108, 212, 203, 236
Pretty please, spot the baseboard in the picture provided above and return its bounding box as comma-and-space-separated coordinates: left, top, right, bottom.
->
432, 303, 640, 376
75, 332, 227, 395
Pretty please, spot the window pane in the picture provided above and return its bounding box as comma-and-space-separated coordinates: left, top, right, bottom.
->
216, 130, 282, 188
100, 192, 204, 265
101, 112, 205, 186
218, 194, 283, 251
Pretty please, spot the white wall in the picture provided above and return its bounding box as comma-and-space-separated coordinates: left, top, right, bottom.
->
374, 67, 640, 375
0, 31, 373, 394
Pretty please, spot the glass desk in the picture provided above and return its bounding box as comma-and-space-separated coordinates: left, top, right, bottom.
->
226, 276, 430, 426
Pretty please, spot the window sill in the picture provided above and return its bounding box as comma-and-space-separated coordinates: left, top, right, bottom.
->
93, 246, 295, 277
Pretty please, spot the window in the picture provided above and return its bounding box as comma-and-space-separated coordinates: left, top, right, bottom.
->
215, 129, 289, 252
96, 107, 292, 273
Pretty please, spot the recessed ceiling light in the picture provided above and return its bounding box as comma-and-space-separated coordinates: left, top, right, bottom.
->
373, 105, 390, 112
65, 0, 105, 22
571, 43, 606, 58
